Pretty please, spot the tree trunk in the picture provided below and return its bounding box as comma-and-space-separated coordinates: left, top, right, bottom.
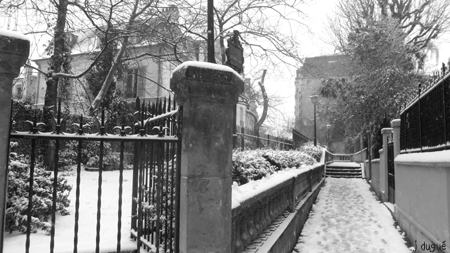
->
87, 36, 129, 116
253, 70, 267, 148
44, 0, 69, 171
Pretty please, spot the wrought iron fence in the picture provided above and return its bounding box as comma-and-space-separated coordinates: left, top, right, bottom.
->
400, 66, 450, 153
8, 97, 181, 253
387, 141, 395, 203
234, 126, 293, 150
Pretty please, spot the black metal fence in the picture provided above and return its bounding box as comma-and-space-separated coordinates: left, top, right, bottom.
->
400, 67, 450, 153
234, 126, 293, 150
8, 97, 181, 253
387, 141, 395, 203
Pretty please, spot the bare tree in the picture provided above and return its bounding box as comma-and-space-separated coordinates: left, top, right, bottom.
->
330, 0, 450, 54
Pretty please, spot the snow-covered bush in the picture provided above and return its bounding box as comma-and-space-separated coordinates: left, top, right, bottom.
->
232, 150, 276, 185
232, 149, 316, 185
262, 150, 316, 169
6, 148, 72, 234
298, 142, 322, 162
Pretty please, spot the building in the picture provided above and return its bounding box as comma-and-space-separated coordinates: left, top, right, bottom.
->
294, 54, 349, 152
11, 5, 254, 130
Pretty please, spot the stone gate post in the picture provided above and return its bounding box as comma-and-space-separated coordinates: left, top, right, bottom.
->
0, 30, 30, 252
170, 62, 244, 253
391, 119, 401, 158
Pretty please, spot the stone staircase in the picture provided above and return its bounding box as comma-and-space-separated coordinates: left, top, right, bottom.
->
325, 162, 362, 178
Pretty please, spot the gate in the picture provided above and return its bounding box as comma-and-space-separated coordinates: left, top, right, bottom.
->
387, 141, 395, 203
7, 97, 181, 253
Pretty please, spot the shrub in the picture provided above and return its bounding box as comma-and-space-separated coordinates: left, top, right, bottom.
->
262, 150, 316, 169
232, 149, 276, 185
6, 149, 72, 234
232, 149, 318, 185
298, 142, 323, 162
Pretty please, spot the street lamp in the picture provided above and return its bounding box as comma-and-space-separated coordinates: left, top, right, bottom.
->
326, 123, 331, 149
310, 95, 319, 146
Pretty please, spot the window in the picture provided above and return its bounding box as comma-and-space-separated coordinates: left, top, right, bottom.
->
124, 67, 146, 98
15, 85, 22, 99
240, 107, 244, 128
125, 69, 138, 98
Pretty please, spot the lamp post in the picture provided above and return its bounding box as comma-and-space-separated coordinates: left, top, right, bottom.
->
326, 123, 331, 149
310, 95, 319, 146
207, 0, 215, 63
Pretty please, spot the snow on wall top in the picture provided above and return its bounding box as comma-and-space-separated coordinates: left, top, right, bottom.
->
172, 61, 244, 81
232, 165, 312, 209
396, 149, 450, 166
0, 29, 30, 41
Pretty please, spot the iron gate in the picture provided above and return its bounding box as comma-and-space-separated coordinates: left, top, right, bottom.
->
7, 97, 181, 253
387, 141, 395, 203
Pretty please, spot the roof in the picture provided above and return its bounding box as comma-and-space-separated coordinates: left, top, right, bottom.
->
298, 54, 350, 79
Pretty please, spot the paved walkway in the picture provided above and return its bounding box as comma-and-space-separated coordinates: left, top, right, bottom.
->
293, 178, 410, 253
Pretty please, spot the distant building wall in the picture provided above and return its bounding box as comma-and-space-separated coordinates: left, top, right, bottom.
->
294, 54, 349, 147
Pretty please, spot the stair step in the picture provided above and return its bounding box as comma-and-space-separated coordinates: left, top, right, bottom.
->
327, 171, 361, 175
326, 168, 361, 172
327, 174, 362, 178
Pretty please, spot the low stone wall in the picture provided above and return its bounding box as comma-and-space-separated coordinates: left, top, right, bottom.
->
352, 148, 367, 163
395, 151, 450, 253
231, 164, 325, 253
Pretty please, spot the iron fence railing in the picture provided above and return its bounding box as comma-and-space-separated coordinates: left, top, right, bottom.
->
400, 67, 450, 153
387, 141, 395, 203
234, 126, 293, 150
8, 97, 181, 253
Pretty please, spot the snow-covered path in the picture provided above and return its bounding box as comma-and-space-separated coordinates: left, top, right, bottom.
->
293, 178, 410, 253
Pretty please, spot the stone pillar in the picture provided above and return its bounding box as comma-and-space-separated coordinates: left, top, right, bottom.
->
391, 119, 401, 158
171, 62, 244, 253
0, 30, 30, 251
380, 128, 392, 202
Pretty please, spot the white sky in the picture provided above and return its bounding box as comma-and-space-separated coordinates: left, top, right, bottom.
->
260, 0, 338, 127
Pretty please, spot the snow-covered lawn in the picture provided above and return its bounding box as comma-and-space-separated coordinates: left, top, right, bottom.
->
293, 178, 411, 253
4, 169, 136, 253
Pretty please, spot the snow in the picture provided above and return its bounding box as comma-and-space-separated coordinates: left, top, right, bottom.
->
4, 169, 136, 253
232, 165, 311, 209
326, 162, 361, 168
0, 29, 30, 41
293, 178, 410, 253
172, 61, 244, 80
396, 149, 450, 165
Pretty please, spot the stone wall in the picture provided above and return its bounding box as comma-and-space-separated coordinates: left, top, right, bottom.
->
395, 152, 450, 253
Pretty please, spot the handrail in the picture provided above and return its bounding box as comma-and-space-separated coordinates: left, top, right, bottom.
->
323, 147, 368, 163
234, 132, 294, 146
353, 148, 367, 156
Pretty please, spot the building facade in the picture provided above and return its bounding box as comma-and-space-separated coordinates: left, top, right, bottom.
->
294, 54, 349, 152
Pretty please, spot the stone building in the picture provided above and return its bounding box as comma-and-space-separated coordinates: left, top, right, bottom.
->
294, 54, 349, 152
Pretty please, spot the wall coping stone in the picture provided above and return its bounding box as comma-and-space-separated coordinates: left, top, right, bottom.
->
395, 150, 450, 167
381, 128, 392, 135
391, 119, 400, 128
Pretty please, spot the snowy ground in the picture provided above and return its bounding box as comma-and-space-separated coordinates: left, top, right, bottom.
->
4, 169, 136, 253
293, 178, 411, 253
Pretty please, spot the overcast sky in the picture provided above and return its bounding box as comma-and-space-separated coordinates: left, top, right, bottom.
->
261, 0, 338, 127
